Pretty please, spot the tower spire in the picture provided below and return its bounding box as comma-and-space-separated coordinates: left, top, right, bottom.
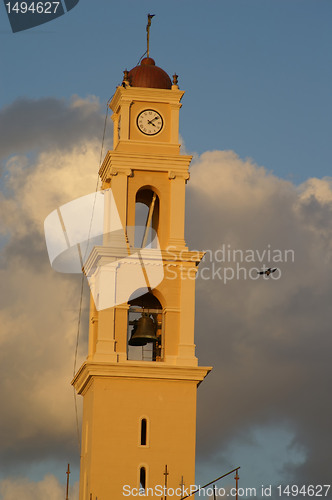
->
146, 13, 155, 58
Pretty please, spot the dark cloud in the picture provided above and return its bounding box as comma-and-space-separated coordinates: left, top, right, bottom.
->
0, 97, 97, 477
0, 96, 111, 163
1, 106, 331, 496
0, 475, 79, 500
186, 152, 332, 488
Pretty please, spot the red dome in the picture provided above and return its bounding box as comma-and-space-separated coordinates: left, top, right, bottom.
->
128, 57, 172, 90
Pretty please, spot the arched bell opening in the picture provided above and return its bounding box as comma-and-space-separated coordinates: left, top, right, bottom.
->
134, 188, 160, 248
127, 291, 163, 362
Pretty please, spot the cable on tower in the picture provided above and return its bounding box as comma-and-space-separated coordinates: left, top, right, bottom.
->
72, 96, 112, 452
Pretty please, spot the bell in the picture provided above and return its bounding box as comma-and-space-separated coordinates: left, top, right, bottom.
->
129, 313, 158, 346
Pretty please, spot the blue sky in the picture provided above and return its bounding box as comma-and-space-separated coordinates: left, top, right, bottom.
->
0, 2, 332, 499
1, 0, 331, 183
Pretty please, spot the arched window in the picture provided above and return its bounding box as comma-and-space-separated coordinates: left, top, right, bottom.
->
135, 188, 160, 248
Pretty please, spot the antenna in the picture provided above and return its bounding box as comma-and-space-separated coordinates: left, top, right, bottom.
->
234, 468, 239, 500
146, 13, 155, 58
163, 464, 169, 500
65, 463, 70, 500
179, 476, 185, 498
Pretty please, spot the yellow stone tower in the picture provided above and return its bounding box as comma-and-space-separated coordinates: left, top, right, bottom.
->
72, 21, 211, 500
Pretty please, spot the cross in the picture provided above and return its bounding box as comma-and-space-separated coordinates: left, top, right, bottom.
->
146, 14, 155, 58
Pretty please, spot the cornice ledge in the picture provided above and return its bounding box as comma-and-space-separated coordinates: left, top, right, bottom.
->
110, 87, 185, 111
83, 246, 166, 276
103, 150, 192, 164
99, 151, 192, 182
161, 249, 205, 264
82, 248, 205, 275
72, 361, 212, 394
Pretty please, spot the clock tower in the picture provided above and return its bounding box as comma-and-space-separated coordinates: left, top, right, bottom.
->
72, 23, 211, 500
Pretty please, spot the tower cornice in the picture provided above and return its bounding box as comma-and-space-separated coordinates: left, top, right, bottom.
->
99, 151, 192, 183
72, 361, 212, 395
110, 85, 185, 113
83, 247, 205, 278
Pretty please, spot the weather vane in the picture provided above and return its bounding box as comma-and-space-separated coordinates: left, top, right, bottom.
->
146, 13, 155, 58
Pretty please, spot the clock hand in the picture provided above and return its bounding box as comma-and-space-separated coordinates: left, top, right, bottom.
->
147, 119, 156, 126
148, 116, 159, 124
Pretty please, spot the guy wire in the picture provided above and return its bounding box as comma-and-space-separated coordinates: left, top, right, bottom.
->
72, 97, 112, 452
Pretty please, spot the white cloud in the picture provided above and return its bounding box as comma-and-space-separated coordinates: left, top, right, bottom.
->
0, 96, 107, 166
298, 177, 332, 204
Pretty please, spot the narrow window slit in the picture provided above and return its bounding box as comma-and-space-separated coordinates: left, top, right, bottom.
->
140, 467, 146, 491
141, 418, 147, 446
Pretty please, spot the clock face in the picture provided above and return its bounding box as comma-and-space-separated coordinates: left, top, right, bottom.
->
137, 109, 163, 136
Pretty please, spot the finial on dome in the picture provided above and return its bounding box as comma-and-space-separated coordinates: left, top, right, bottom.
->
125, 16, 172, 90
172, 73, 178, 85
146, 14, 155, 59
122, 69, 130, 88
